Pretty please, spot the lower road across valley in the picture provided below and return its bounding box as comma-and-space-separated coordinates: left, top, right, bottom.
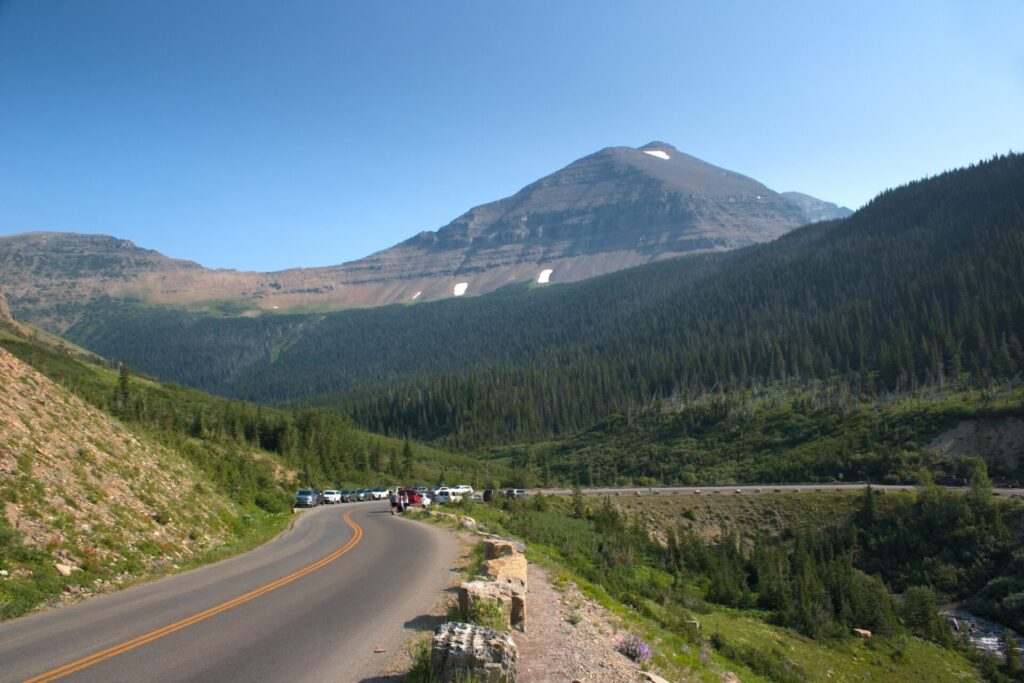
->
0, 503, 457, 683
536, 483, 1024, 498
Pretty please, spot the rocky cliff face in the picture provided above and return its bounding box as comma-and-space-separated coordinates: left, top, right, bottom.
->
780, 191, 853, 223
0, 143, 850, 329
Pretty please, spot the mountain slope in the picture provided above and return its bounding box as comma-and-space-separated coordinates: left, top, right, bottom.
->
0, 342, 246, 617
0, 143, 846, 329
58, 154, 1024, 450
343, 141, 837, 283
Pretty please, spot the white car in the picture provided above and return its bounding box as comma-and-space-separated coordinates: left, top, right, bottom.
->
436, 490, 463, 504
450, 484, 473, 496
322, 490, 342, 504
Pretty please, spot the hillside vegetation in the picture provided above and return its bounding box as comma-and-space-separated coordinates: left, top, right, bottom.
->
61, 154, 1024, 458
0, 317, 505, 620
0, 344, 265, 619
445, 485, 1023, 681
509, 384, 1024, 487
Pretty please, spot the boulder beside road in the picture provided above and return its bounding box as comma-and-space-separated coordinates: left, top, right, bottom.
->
431, 621, 517, 683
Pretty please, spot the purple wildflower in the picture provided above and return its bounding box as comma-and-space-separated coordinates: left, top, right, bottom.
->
616, 635, 653, 663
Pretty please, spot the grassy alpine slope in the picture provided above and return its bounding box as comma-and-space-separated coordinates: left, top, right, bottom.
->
0, 342, 281, 620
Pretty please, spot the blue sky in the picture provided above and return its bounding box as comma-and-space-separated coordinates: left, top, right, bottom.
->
1, 1, 1022, 271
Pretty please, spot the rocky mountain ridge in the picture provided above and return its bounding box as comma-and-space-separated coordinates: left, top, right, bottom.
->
0, 143, 850, 330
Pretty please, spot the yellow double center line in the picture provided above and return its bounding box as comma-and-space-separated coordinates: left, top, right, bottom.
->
25, 511, 364, 683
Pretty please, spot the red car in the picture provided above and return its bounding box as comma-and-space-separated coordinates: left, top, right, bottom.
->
399, 489, 423, 507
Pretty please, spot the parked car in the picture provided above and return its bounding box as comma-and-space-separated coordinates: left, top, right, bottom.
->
506, 488, 528, 499
338, 489, 353, 502
294, 489, 318, 507
399, 488, 424, 507
370, 486, 388, 500
483, 489, 495, 502
451, 484, 473, 496
468, 492, 484, 502
354, 488, 369, 501
436, 489, 463, 504
322, 490, 341, 504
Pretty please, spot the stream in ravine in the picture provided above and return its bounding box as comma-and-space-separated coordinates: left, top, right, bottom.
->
942, 606, 1023, 657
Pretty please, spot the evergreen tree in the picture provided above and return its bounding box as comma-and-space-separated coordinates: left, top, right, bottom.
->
402, 440, 413, 479
1001, 630, 1022, 675
115, 362, 130, 413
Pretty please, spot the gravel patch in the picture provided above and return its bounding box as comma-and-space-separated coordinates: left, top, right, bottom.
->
515, 562, 647, 683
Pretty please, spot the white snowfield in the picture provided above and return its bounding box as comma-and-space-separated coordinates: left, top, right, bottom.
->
453, 282, 468, 296
537, 269, 553, 284
643, 149, 670, 160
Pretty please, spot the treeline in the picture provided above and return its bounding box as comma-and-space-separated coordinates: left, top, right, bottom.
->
63, 154, 1024, 450
511, 384, 1024, 486
0, 334, 507, 511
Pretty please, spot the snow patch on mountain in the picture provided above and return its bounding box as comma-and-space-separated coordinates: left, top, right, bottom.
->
643, 150, 670, 160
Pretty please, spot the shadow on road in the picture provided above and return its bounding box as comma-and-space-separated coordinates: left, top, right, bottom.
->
358, 675, 403, 682
404, 612, 446, 631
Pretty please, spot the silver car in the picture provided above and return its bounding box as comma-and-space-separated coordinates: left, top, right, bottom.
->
294, 489, 318, 507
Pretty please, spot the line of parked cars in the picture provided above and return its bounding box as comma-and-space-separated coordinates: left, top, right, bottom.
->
295, 483, 527, 508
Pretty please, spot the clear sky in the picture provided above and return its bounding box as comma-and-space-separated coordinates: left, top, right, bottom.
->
1, 1, 1022, 271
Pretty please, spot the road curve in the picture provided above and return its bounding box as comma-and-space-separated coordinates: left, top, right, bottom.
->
0, 503, 458, 683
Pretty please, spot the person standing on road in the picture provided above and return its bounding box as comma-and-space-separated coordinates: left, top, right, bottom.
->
390, 489, 400, 515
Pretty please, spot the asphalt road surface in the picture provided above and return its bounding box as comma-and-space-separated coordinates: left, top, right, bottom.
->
0, 502, 457, 683
534, 483, 1024, 497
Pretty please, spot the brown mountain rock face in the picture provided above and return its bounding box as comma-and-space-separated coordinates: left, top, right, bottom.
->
0, 143, 849, 330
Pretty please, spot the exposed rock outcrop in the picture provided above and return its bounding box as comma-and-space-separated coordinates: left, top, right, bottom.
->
480, 554, 529, 589
455, 537, 530, 633
431, 622, 518, 683
459, 580, 527, 632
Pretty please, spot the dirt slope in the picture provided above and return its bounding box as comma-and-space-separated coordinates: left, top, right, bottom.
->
0, 345, 237, 603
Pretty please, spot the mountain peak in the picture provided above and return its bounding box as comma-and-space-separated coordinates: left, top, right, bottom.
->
0, 143, 851, 324
638, 141, 678, 158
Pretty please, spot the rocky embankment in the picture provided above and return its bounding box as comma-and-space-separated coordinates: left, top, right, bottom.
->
424, 513, 657, 683
0, 345, 238, 611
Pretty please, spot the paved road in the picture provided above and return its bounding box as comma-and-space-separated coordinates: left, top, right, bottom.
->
533, 483, 1024, 497
0, 503, 457, 683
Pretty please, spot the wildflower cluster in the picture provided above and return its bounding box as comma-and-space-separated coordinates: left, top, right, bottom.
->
616, 635, 653, 664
